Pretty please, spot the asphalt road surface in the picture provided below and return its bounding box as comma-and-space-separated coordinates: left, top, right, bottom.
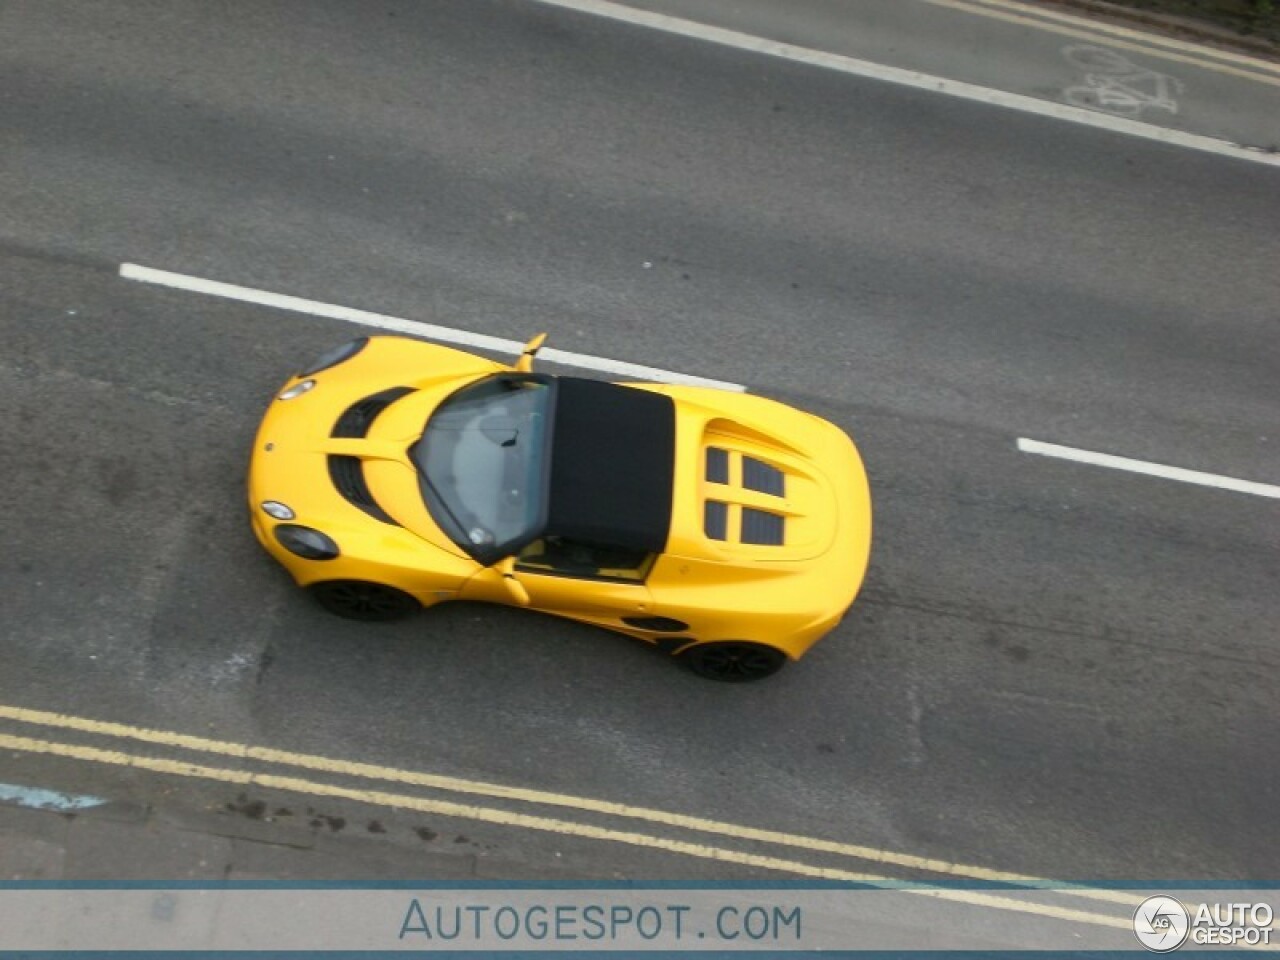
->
1, 0, 1278, 893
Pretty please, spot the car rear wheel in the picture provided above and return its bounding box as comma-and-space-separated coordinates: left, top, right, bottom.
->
308, 580, 420, 621
680, 641, 787, 682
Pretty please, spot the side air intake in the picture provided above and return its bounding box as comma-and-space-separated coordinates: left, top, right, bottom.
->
328, 455, 398, 526
332, 386, 414, 439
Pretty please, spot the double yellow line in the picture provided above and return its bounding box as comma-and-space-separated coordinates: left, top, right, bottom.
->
0, 702, 1143, 930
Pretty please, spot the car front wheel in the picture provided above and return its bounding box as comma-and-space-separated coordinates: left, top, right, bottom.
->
308, 580, 421, 622
680, 641, 787, 682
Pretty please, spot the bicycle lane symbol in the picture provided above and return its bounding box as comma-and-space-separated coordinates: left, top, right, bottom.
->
1062, 44, 1185, 118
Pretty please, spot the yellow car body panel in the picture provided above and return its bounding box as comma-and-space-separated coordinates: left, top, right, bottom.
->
248, 337, 497, 603
248, 336, 872, 667
628, 383, 873, 659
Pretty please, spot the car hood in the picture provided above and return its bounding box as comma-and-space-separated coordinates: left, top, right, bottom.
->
250, 338, 502, 560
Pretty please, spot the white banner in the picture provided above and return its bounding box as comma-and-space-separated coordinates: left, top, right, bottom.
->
0, 886, 1276, 952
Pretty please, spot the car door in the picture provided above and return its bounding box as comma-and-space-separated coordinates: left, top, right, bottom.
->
459, 536, 657, 632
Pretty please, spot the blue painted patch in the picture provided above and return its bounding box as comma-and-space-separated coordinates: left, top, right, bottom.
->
0, 781, 107, 811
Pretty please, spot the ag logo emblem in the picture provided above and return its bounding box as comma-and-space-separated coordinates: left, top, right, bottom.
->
1134, 896, 1190, 952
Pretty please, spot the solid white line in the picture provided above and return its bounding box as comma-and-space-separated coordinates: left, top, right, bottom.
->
527, 0, 1280, 168
1018, 438, 1280, 499
118, 263, 746, 392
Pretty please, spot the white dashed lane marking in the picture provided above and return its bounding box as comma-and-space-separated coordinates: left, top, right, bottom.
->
1018, 438, 1280, 499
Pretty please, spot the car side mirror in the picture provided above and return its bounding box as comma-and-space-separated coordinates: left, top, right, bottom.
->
496, 556, 531, 606
514, 332, 548, 373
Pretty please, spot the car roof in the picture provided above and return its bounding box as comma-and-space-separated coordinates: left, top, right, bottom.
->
545, 377, 675, 553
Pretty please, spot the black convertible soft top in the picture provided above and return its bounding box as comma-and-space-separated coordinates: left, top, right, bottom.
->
545, 377, 675, 553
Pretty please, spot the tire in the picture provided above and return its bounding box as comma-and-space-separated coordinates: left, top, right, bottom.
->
308, 580, 421, 622
680, 641, 787, 682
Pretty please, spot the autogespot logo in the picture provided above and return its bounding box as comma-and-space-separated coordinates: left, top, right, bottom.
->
1134, 896, 1191, 952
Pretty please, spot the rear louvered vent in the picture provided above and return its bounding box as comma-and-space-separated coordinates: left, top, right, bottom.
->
705, 447, 729, 483
328, 455, 398, 526
741, 508, 785, 546
742, 457, 785, 496
704, 500, 728, 540
332, 386, 414, 439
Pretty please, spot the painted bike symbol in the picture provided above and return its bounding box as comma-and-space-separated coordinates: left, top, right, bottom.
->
1062, 45, 1184, 118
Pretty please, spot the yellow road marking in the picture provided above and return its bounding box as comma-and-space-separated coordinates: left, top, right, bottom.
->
955, 0, 1280, 71
0, 732, 1133, 932
0, 703, 1135, 903
919, 0, 1280, 86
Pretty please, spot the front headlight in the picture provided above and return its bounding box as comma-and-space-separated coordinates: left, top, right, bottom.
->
301, 337, 368, 376
274, 524, 339, 560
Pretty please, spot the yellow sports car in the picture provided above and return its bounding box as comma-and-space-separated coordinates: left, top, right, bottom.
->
248, 335, 871, 681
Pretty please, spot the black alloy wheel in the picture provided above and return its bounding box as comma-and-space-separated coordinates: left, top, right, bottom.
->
308, 581, 421, 621
680, 641, 787, 682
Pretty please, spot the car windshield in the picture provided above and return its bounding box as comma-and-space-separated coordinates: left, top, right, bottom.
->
410, 376, 552, 558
